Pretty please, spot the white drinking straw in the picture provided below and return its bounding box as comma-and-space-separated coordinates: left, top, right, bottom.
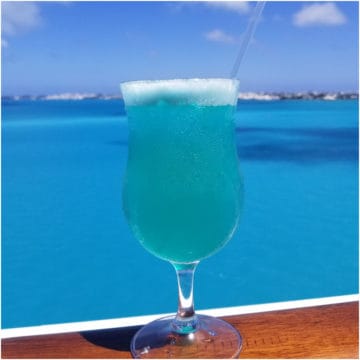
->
230, 1, 266, 78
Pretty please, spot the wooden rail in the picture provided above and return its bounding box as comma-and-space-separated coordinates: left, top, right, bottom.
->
2, 302, 358, 358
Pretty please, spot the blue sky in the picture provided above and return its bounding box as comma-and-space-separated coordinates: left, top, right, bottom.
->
1, 1, 358, 95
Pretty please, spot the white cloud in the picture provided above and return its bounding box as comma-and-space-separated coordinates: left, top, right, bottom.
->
2, 2, 42, 35
204, 29, 236, 44
293, 2, 347, 27
206, 1, 250, 15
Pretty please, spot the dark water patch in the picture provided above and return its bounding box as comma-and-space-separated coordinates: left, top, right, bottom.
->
237, 127, 358, 164
237, 126, 356, 139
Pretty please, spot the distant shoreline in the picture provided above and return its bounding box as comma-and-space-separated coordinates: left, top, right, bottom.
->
237, 92, 358, 101
2, 92, 358, 102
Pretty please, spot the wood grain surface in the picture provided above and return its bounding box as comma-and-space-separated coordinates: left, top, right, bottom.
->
2, 301, 358, 359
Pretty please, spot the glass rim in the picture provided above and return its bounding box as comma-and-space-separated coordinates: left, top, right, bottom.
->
120, 78, 240, 106
120, 78, 239, 87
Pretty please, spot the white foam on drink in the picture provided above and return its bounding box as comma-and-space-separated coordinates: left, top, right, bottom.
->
120, 78, 239, 106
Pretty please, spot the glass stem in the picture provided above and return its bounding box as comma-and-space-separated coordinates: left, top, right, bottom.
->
171, 262, 199, 334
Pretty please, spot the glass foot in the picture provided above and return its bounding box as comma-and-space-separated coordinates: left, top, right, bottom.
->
131, 314, 242, 358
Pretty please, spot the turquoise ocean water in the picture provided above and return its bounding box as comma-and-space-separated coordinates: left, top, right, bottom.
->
2, 99, 358, 329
